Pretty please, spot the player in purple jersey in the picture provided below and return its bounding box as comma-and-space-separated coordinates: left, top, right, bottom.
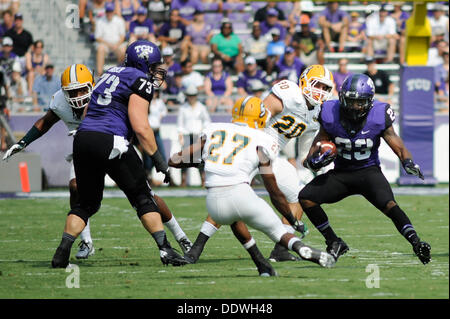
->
298, 74, 431, 265
51, 40, 189, 268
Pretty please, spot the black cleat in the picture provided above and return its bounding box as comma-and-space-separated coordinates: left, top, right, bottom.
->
51, 246, 70, 268
269, 243, 301, 262
177, 237, 193, 254
257, 260, 278, 277
326, 238, 349, 261
183, 243, 204, 264
413, 241, 431, 265
160, 247, 188, 266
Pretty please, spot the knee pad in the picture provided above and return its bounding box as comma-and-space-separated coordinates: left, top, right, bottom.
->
68, 204, 98, 225
134, 194, 159, 218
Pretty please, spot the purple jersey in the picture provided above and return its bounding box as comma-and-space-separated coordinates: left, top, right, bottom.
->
276, 56, 305, 81
130, 19, 154, 36
206, 71, 228, 95
320, 99, 395, 171
171, 0, 203, 21
79, 66, 154, 140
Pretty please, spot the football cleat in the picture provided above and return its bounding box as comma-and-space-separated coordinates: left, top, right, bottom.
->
326, 238, 349, 261
257, 260, 278, 277
269, 243, 301, 262
177, 237, 193, 254
296, 221, 309, 239
160, 247, 188, 266
183, 242, 205, 264
413, 241, 431, 265
75, 241, 95, 259
297, 244, 335, 268
51, 247, 71, 268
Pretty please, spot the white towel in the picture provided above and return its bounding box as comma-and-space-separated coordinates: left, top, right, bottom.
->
108, 135, 129, 160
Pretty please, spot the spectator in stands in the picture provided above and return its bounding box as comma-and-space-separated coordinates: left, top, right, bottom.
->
346, 11, 366, 52
236, 56, 268, 96
94, 2, 126, 75
0, 0, 19, 16
87, 0, 108, 34
0, 9, 14, 38
275, 46, 305, 84
429, 3, 449, 45
243, 21, 268, 71
204, 57, 234, 112
364, 56, 394, 105
164, 70, 185, 107
333, 58, 352, 95
428, 39, 448, 67
171, 0, 203, 26
4, 13, 33, 58
128, 6, 156, 44
254, 1, 288, 28
8, 60, 28, 112
25, 40, 49, 96
180, 58, 204, 92
148, 0, 170, 27
0, 65, 8, 151
210, 19, 244, 73
0, 36, 19, 78
318, 1, 349, 53
118, 0, 140, 31
249, 79, 268, 100
158, 9, 186, 50
266, 28, 285, 75
435, 49, 449, 102
177, 84, 210, 187
291, 14, 325, 66
162, 46, 181, 79
143, 88, 168, 185
260, 8, 287, 42
365, 4, 398, 63
32, 64, 60, 111
180, 9, 213, 64
390, 2, 410, 35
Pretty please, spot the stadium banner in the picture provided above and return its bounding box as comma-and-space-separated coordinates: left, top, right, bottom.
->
398, 66, 438, 185
5, 114, 449, 187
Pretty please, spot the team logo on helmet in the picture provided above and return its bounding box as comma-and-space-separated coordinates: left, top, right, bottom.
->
135, 45, 154, 60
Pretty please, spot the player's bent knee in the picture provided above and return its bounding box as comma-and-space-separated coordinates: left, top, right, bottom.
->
383, 201, 398, 215
68, 206, 94, 225
134, 195, 159, 219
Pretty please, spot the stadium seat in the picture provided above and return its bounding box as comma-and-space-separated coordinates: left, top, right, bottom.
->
250, 2, 267, 11
228, 12, 252, 23
222, 2, 246, 12
202, 2, 220, 12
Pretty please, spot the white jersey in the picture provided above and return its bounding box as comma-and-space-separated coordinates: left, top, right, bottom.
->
201, 122, 279, 188
265, 79, 321, 149
48, 89, 82, 132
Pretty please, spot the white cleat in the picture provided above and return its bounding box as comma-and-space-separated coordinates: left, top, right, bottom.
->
299, 246, 335, 268
75, 241, 95, 259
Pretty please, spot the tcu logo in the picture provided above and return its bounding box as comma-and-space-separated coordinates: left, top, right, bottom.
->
135, 45, 153, 59
406, 78, 432, 92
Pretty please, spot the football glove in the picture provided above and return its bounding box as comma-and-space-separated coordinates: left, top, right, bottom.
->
402, 159, 424, 180
151, 150, 170, 184
306, 149, 336, 171
2, 141, 26, 161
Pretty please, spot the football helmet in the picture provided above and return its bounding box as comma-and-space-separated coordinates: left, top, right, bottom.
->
339, 73, 375, 122
61, 64, 94, 109
124, 40, 167, 87
299, 64, 334, 107
232, 96, 268, 129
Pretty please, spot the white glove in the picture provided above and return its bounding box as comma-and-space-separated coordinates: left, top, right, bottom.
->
3, 143, 25, 161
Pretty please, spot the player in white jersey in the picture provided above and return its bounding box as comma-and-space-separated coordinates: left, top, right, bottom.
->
3, 64, 193, 258
184, 65, 335, 263
169, 96, 334, 276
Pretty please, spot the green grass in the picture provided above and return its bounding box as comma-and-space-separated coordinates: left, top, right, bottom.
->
0, 194, 448, 299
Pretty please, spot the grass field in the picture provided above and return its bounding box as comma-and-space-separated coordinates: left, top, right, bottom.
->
0, 192, 448, 299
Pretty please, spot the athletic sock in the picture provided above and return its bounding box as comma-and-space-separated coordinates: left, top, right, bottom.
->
244, 239, 270, 271
164, 216, 187, 241
385, 205, 420, 245
79, 219, 92, 243
151, 230, 170, 249
58, 232, 76, 251
200, 221, 218, 237
303, 205, 339, 242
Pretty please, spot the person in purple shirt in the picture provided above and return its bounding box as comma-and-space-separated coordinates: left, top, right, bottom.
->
171, 0, 203, 26
129, 6, 156, 43
51, 40, 190, 269
318, 1, 349, 52
332, 58, 352, 95
204, 57, 234, 112
275, 46, 305, 83
298, 73, 431, 265
236, 56, 268, 95
260, 8, 287, 41
161, 46, 181, 79
158, 9, 186, 50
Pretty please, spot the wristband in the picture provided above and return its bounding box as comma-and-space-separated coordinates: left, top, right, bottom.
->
19, 126, 43, 147
151, 149, 169, 172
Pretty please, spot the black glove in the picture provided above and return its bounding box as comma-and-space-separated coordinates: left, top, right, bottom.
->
151, 150, 170, 183
306, 149, 336, 171
402, 159, 424, 180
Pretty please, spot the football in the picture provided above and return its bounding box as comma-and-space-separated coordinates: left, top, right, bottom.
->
318, 141, 338, 157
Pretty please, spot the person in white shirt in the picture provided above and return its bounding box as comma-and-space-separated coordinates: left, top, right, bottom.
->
169, 96, 335, 276
429, 4, 449, 44
180, 59, 204, 93
365, 5, 398, 63
177, 84, 211, 186
95, 2, 127, 75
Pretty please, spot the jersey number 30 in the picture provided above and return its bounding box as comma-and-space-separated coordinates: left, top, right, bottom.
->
207, 130, 250, 165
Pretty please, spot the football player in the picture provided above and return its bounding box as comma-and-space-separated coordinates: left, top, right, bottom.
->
51, 40, 189, 268
169, 96, 335, 276
298, 73, 431, 264
3, 64, 97, 259
185, 65, 335, 263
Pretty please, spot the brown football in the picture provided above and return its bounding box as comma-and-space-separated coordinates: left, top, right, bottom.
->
319, 141, 337, 156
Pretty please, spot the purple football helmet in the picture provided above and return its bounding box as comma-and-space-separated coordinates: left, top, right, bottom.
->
339, 73, 375, 122
124, 40, 167, 87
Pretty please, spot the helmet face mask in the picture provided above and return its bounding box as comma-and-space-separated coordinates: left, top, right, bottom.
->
61, 64, 94, 112
232, 96, 268, 129
300, 65, 334, 108
149, 64, 167, 88
339, 74, 375, 122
